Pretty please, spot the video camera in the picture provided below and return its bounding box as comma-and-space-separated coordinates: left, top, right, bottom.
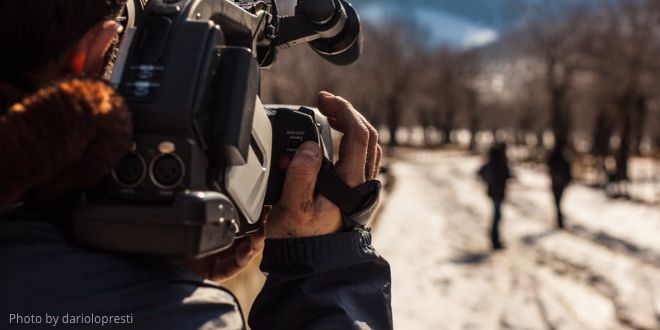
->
72, 0, 378, 258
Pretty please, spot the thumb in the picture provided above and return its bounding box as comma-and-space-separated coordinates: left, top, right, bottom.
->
278, 142, 322, 214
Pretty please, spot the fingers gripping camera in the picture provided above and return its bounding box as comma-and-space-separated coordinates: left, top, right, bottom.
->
265, 106, 382, 230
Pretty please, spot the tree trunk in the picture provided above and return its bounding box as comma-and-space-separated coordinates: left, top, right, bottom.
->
536, 130, 545, 149
592, 109, 612, 157
440, 126, 451, 145
467, 90, 479, 151
386, 95, 400, 149
631, 95, 647, 155
440, 106, 455, 145
615, 93, 634, 181
418, 109, 432, 147
469, 126, 478, 151
550, 87, 569, 149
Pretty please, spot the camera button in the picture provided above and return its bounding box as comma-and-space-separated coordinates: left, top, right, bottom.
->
277, 155, 291, 170
289, 138, 302, 148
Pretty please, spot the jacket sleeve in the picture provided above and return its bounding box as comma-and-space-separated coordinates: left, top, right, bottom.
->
248, 229, 392, 330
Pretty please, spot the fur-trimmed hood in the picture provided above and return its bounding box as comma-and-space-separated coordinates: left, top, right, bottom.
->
0, 79, 132, 207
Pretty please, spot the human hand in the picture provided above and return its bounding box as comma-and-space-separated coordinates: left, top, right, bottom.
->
265, 91, 382, 239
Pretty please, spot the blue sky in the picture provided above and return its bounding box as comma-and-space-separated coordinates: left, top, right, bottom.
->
358, 2, 500, 48
353, 0, 592, 49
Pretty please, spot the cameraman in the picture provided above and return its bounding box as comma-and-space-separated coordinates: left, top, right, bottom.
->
0, 1, 392, 329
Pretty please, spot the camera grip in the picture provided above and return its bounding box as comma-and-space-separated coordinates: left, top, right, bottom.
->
265, 106, 381, 228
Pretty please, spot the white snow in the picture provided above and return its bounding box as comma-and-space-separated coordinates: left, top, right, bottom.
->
372, 149, 660, 330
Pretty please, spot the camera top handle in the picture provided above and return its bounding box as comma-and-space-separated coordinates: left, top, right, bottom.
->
134, 0, 362, 67
123, 0, 361, 67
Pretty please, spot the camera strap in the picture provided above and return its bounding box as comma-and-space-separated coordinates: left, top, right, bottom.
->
316, 159, 381, 228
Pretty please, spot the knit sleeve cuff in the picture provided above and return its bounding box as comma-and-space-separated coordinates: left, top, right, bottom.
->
260, 229, 379, 276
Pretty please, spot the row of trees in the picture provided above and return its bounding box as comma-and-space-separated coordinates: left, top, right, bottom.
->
515, 0, 660, 181
262, 0, 660, 181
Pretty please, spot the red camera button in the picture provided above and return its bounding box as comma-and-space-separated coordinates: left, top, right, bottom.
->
277, 155, 291, 170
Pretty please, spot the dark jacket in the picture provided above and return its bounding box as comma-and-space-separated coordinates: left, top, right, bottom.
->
548, 151, 572, 190
0, 208, 392, 330
478, 161, 511, 200
478, 145, 511, 200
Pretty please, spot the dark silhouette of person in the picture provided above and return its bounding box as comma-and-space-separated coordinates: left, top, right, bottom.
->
478, 143, 511, 250
547, 147, 572, 229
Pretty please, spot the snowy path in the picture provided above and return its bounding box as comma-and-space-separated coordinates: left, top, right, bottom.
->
372, 149, 660, 330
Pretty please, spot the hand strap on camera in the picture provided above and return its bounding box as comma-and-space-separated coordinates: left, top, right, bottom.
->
316, 159, 382, 229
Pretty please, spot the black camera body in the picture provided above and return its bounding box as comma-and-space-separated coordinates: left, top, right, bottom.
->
72, 0, 363, 258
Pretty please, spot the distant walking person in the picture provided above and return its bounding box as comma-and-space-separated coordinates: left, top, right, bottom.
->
547, 147, 572, 229
478, 143, 512, 250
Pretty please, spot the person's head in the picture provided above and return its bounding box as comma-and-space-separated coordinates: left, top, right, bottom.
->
0, 0, 133, 207
489, 142, 507, 162
0, 0, 126, 90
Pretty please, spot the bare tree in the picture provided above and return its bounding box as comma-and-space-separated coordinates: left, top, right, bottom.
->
581, 0, 660, 180
365, 22, 424, 150
523, 2, 589, 149
465, 87, 480, 150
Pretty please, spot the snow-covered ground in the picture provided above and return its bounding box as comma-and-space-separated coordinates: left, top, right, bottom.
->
372, 149, 660, 330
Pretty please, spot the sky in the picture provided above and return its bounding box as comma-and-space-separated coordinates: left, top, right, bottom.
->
353, 0, 593, 49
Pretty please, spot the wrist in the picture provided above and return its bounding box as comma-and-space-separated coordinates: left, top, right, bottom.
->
265, 219, 342, 239
260, 228, 377, 276
264, 206, 342, 239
